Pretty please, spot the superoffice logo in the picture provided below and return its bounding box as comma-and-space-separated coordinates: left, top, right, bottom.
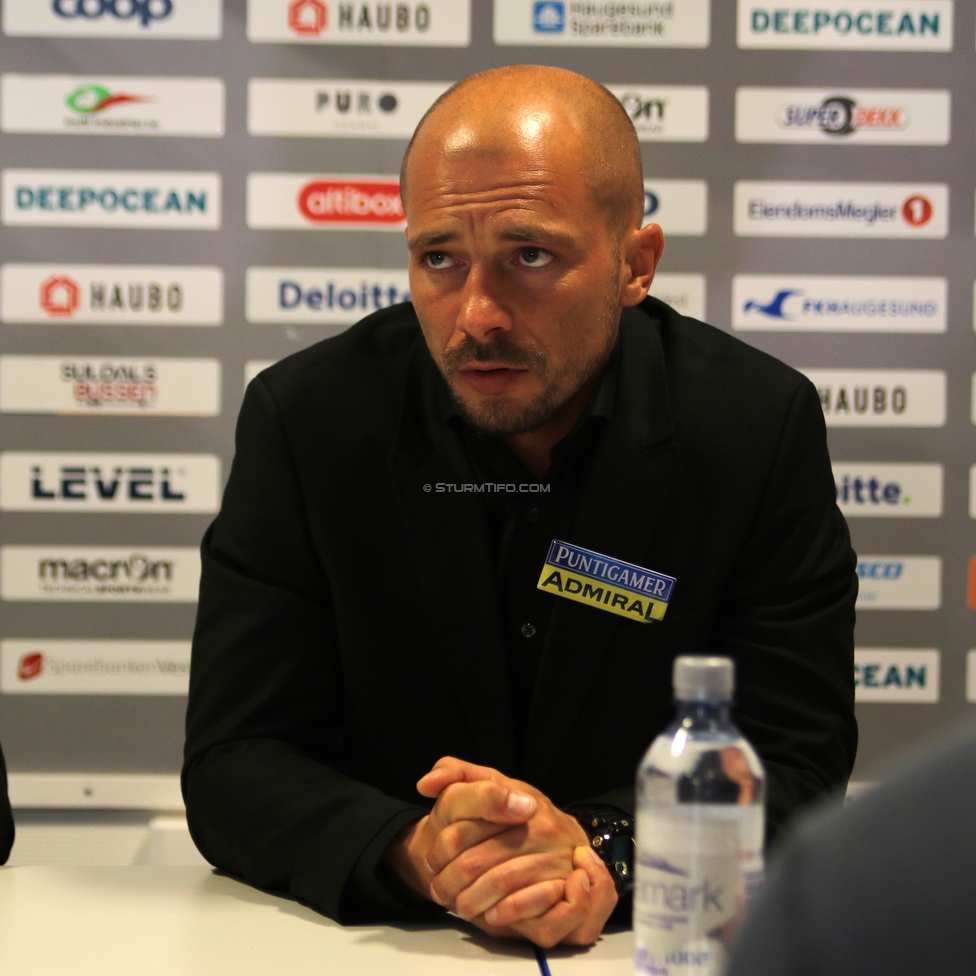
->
2, 0, 222, 37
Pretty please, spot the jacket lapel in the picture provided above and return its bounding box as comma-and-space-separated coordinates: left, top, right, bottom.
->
522, 307, 678, 783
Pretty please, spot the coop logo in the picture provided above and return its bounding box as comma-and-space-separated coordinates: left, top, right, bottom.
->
801, 369, 946, 427
246, 267, 410, 325
0, 264, 223, 327
833, 463, 942, 518
0, 453, 220, 513
0, 640, 192, 695
533, 1, 564, 31
856, 556, 940, 610
642, 180, 707, 236
604, 85, 709, 142
247, 173, 405, 231
1, 545, 201, 602
2, 170, 221, 229
3, 0, 221, 37
248, 0, 470, 46
737, 3, 953, 51
732, 276, 946, 333
733, 182, 947, 238
854, 649, 940, 703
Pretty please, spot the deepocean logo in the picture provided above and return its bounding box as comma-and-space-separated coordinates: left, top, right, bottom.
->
735, 88, 950, 145
2, 0, 222, 38
0, 264, 223, 327
833, 463, 942, 518
1, 546, 201, 602
247, 0, 471, 46
856, 556, 941, 610
247, 173, 404, 230
643, 180, 707, 235
0, 75, 224, 137
495, 0, 711, 47
854, 649, 940, 703
737, 2, 952, 50
605, 85, 709, 142
733, 182, 947, 238
0, 356, 221, 417
0, 640, 191, 696
802, 369, 946, 427
1, 170, 220, 229
247, 79, 448, 138
0, 453, 220, 513
732, 275, 946, 333
246, 267, 410, 325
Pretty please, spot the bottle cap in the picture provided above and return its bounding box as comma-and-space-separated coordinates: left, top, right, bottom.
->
673, 655, 734, 703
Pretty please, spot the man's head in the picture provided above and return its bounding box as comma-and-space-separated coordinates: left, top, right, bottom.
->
401, 65, 664, 440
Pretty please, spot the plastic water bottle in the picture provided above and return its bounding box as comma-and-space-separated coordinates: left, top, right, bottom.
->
634, 656, 765, 976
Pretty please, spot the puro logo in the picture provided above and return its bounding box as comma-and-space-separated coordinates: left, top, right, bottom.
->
855, 556, 941, 610
802, 369, 946, 427
737, 3, 952, 51
247, 0, 471, 47
494, 0, 711, 47
247, 173, 405, 231
732, 275, 946, 333
604, 85, 708, 142
246, 267, 411, 325
854, 649, 940, 703
2, 170, 221, 230
0, 640, 191, 695
0, 76, 225, 137
0, 545, 201, 602
833, 463, 942, 518
735, 88, 950, 145
642, 179, 707, 236
247, 79, 448, 138
1, 264, 223, 327
733, 182, 947, 238
3, 0, 222, 37
647, 273, 706, 321
0, 453, 221, 514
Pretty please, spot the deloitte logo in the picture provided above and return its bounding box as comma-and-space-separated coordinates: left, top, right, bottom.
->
533, 2, 564, 32
65, 84, 149, 116
52, 0, 174, 27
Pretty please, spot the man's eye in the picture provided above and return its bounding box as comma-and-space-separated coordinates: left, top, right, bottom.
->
424, 252, 453, 270
517, 248, 554, 268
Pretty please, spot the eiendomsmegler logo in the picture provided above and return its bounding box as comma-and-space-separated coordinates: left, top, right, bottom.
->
297, 179, 404, 227
18, 651, 44, 680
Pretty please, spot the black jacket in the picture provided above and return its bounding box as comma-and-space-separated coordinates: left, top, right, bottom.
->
183, 297, 857, 921
0, 742, 13, 864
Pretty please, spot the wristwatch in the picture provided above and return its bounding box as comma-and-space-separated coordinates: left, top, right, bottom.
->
564, 804, 634, 896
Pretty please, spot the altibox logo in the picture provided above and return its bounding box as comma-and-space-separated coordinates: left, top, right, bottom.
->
0, 75, 224, 137
247, 0, 471, 46
648, 273, 706, 321
246, 268, 410, 325
854, 649, 940, 703
605, 86, 708, 142
0, 640, 191, 695
0, 356, 221, 417
856, 556, 941, 610
0, 545, 201, 603
834, 463, 942, 518
2, 170, 220, 229
732, 275, 946, 333
248, 79, 448, 138
2, 0, 222, 38
643, 180, 707, 235
735, 88, 950, 145
247, 173, 404, 230
0, 453, 220, 514
734, 182, 947, 238
0, 264, 223, 326
802, 369, 946, 427
737, 2, 952, 50
494, 0, 711, 47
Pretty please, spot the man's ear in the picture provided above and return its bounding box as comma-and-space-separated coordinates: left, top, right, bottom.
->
620, 222, 665, 307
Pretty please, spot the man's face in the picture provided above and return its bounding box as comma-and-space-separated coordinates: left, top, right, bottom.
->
404, 125, 627, 436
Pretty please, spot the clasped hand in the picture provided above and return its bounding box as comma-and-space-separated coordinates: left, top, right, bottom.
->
384, 757, 617, 947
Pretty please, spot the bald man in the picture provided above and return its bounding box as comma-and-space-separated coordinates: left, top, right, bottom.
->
184, 67, 857, 948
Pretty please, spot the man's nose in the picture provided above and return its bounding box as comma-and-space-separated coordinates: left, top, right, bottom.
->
455, 265, 511, 341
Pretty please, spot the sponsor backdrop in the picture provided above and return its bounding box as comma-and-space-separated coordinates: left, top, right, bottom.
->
0, 0, 973, 785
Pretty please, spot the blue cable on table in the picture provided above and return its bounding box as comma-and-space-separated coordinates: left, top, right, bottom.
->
533, 945, 552, 976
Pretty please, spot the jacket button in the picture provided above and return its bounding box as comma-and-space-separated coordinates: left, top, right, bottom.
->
521, 623, 537, 638
525, 507, 540, 522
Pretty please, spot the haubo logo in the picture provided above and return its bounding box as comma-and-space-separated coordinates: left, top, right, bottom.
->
18, 651, 44, 681
40, 275, 80, 316
833, 463, 942, 518
802, 369, 946, 428
533, 2, 564, 31
65, 84, 149, 115
288, 0, 326, 34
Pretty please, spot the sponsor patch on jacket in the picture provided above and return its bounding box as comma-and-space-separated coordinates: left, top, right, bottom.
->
537, 540, 675, 622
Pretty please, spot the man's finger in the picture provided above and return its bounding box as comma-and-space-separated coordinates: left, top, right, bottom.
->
560, 847, 619, 947
483, 879, 566, 927
512, 867, 593, 949
425, 818, 511, 875
436, 779, 536, 826
453, 852, 570, 921
416, 757, 498, 798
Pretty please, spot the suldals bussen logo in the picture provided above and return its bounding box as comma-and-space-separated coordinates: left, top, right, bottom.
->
297, 178, 405, 227
18, 651, 44, 681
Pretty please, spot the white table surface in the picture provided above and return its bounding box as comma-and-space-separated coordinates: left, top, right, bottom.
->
0, 866, 633, 975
